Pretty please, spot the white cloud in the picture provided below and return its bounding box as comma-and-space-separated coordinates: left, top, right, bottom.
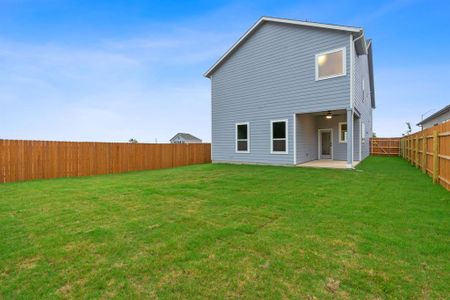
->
0, 25, 226, 142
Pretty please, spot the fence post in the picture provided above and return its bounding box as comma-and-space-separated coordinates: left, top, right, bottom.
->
406, 137, 409, 161
433, 131, 439, 183
422, 135, 426, 173
415, 135, 419, 168
408, 136, 412, 163
404, 138, 407, 158
370, 138, 373, 155
403, 138, 406, 158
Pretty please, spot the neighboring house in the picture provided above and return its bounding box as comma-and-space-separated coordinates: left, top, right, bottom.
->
417, 104, 450, 129
170, 133, 202, 144
204, 16, 375, 168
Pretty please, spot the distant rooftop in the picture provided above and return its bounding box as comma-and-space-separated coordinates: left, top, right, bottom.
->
170, 133, 202, 143
417, 104, 450, 125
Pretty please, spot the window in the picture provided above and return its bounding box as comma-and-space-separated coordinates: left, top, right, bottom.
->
362, 79, 365, 102
236, 122, 249, 153
361, 123, 366, 144
271, 120, 288, 153
339, 122, 347, 143
315, 47, 346, 80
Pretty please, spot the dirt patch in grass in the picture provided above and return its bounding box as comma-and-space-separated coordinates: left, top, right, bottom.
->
18, 256, 40, 270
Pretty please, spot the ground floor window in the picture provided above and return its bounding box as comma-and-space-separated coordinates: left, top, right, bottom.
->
236, 122, 249, 153
271, 120, 288, 153
339, 122, 347, 143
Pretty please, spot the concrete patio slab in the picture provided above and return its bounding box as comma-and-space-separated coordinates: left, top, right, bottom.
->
297, 159, 360, 169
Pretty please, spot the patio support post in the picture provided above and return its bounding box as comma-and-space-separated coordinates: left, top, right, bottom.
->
346, 108, 354, 168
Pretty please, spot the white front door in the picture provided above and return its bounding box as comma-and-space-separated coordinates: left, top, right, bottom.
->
319, 129, 333, 159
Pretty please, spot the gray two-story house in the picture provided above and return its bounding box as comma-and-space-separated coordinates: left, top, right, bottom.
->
204, 17, 375, 168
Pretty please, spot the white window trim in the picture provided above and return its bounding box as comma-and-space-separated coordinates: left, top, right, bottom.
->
270, 119, 288, 154
338, 122, 347, 143
362, 79, 365, 102
361, 122, 366, 144
235, 122, 250, 153
315, 47, 347, 81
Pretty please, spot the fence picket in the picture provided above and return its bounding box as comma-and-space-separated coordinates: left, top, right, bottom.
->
0, 140, 211, 183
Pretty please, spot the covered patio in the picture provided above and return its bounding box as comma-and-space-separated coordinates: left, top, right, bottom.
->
294, 108, 361, 168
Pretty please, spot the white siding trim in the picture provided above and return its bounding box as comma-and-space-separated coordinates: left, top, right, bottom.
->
270, 119, 289, 154
293, 114, 297, 164
235, 122, 250, 153
315, 47, 347, 81
359, 121, 362, 161
349, 35, 354, 109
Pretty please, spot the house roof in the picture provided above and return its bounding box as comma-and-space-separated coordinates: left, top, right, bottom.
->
170, 133, 202, 142
417, 104, 450, 126
204, 16, 367, 78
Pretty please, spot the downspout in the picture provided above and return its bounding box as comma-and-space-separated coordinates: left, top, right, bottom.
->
347, 34, 354, 168
351, 31, 365, 163
353, 31, 364, 162
349, 34, 354, 110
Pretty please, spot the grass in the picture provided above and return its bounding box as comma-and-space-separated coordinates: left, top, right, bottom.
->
0, 156, 448, 299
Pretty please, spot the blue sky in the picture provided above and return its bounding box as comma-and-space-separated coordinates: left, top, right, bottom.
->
1, 0, 449, 142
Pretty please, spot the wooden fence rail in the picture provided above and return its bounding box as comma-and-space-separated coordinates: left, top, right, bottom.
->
0, 140, 211, 183
370, 138, 401, 156
399, 120, 450, 191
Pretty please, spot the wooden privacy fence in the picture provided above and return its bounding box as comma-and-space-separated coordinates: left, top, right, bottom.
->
370, 138, 401, 156
0, 140, 211, 183
399, 120, 450, 191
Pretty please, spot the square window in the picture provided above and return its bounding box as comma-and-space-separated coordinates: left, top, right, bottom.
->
361, 123, 366, 144
237, 124, 248, 140
272, 122, 286, 139
237, 140, 248, 151
316, 48, 346, 80
272, 140, 286, 152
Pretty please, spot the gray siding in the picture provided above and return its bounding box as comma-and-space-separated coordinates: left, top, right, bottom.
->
421, 111, 450, 129
352, 42, 373, 160
296, 114, 317, 163
211, 22, 351, 165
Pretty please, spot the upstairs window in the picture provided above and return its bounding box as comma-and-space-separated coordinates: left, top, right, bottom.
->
361, 123, 366, 144
362, 79, 365, 102
236, 122, 249, 153
315, 47, 346, 80
271, 120, 288, 154
339, 122, 347, 143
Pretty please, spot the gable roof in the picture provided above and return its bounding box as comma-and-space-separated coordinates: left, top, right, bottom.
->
170, 133, 202, 142
417, 104, 450, 126
204, 16, 366, 78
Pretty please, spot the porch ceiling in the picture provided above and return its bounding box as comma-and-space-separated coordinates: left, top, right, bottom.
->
299, 109, 346, 117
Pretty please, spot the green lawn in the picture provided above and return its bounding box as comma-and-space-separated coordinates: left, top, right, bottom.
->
0, 157, 449, 299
